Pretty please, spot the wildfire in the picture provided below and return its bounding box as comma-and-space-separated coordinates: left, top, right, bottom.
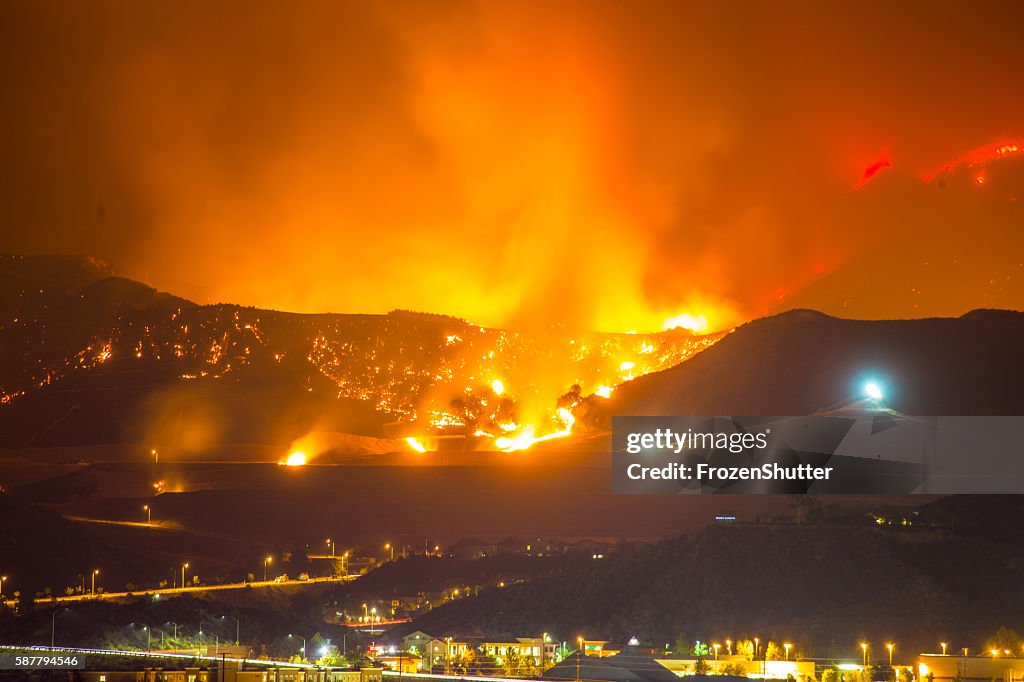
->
280, 451, 308, 466
663, 313, 709, 333
595, 385, 613, 399
494, 407, 575, 453
921, 138, 1024, 181
491, 378, 505, 395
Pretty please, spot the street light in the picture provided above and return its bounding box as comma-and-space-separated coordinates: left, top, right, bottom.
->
754, 637, 760, 659
576, 636, 584, 682
860, 642, 868, 666
326, 538, 335, 557
143, 505, 151, 524
713, 643, 720, 661
289, 634, 306, 659
886, 643, 894, 666
941, 642, 948, 656
0, 576, 6, 601
263, 556, 272, 582
220, 615, 240, 645
726, 639, 732, 656
181, 563, 189, 589
385, 543, 394, 561
143, 625, 151, 650
91, 569, 100, 596
784, 643, 792, 661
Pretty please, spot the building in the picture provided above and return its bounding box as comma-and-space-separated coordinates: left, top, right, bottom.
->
481, 637, 558, 664
374, 655, 423, 673
656, 655, 814, 680
445, 538, 498, 559
400, 630, 442, 656
543, 646, 680, 682
918, 654, 1024, 682
565, 540, 610, 557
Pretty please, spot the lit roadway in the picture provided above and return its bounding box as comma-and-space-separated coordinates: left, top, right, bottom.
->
1, 574, 357, 608
0, 646, 523, 681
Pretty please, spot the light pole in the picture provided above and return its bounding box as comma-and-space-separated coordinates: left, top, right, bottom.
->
221, 615, 240, 645
170, 622, 178, 640
370, 607, 377, 635
385, 543, 394, 561
784, 643, 792, 661
143, 626, 151, 650
289, 634, 306, 660
887, 643, 894, 666
576, 636, 584, 682
0, 575, 6, 602
714, 643, 720, 661
143, 505, 151, 524
264, 556, 272, 582
861, 642, 868, 666
326, 538, 335, 557
941, 643, 948, 656
726, 639, 732, 656
91, 569, 99, 596
181, 563, 189, 589
362, 603, 368, 619
754, 637, 760, 659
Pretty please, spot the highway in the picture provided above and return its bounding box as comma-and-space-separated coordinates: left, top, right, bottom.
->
1, 574, 356, 608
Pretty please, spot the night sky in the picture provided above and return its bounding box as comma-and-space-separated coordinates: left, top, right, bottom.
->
1, 0, 1023, 331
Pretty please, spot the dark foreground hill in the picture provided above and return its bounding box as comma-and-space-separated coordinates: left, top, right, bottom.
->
599, 309, 1024, 418
403, 497, 1024, 655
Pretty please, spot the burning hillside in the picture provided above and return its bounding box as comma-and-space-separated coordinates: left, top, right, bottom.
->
0, 256, 721, 454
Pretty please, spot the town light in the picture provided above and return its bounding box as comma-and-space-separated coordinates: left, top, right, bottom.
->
887, 643, 894, 666
861, 642, 868, 666
941, 642, 948, 656
864, 381, 884, 402
784, 643, 792, 661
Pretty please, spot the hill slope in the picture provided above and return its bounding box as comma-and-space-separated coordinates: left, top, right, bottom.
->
600, 309, 1024, 418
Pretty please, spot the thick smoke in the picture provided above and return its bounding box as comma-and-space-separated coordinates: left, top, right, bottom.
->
1, 0, 1022, 330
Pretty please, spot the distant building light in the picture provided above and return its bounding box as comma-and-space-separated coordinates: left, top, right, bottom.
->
864, 381, 884, 402
715, 515, 737, 523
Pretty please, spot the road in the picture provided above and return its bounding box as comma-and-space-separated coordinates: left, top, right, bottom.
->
1, 574, 356, 608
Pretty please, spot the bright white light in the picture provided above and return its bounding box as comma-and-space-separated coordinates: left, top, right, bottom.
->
320, 646, 330, 657
281, 451, 307, 466
864, 381, 884, 401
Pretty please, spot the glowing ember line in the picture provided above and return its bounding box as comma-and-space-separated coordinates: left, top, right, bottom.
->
494, 407, 575, 452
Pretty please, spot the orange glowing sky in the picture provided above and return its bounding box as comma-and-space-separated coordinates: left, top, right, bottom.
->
1, 0, 1023, 331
